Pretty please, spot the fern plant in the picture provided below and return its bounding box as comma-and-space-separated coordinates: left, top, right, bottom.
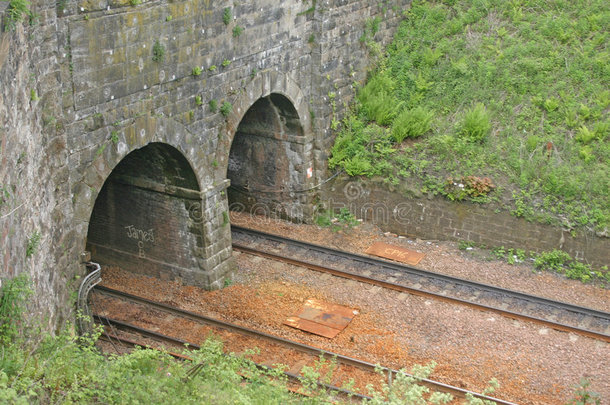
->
458, 103, 491, 143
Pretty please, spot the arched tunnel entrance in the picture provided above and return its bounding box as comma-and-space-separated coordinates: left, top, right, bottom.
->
87, 142, 209, 286
227, 93, 311, 222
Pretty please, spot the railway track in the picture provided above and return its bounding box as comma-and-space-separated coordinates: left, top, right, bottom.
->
231, 226, 610, 342
96, 315, 371, 402
92, 285, 517, 404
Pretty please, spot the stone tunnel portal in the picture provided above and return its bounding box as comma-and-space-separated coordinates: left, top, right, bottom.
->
227, 93, 310, 221
87, 143, 209, 286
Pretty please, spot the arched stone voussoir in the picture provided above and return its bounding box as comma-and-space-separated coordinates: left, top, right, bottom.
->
219, 70, 312, 179
73, 115, 209, 236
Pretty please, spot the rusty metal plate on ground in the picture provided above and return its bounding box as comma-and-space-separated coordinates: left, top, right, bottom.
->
365, 242, 425, 265
284, 298, 358, 338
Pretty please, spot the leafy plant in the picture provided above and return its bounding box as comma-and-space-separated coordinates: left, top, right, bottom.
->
4, 0, 33, 31
222, 7, 232, 25
534, 249, 608, 284
391, 106, 434, 142
209, 99, 218, 113
29, 89, 38, 101
222, 59, 231, 67
458, 103, 491, 143
129, 0, 141, 6
25, 231, 41, 258
192, 66, 202, 76
152, 40, 165, 63
232, 25, 244, 37
567, 378, 601, 405
195, 95, 203, 106
110, 130, 119, 144
0, 274, 31, 343
336, 207, 359, 227
358, 73, 398, 125
220, 101, 232, 117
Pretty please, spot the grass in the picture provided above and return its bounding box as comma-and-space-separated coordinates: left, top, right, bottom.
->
329, 0, 609, 233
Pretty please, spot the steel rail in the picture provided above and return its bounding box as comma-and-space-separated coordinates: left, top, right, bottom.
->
231, 226, 610, 342
96, 316, 371, 401
93, 285, 518, 404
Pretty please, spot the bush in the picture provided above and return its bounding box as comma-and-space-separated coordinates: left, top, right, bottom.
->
358, 73, 399, 125
392, 107, 434, 142
458, 103, 491, 143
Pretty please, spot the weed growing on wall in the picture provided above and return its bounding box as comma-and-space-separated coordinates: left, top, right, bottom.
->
329, 0, 609, 232
220, 101, 232, 117
232, 25, 244, 37
25, 231, 41, 258
222, 7, 232, 25
4, 0, 32, 31
152, 40, 165, 62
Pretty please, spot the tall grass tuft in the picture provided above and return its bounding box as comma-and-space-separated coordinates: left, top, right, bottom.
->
392, 107, 435, 142
458, 103, 491, 143
358, 73, 399, 125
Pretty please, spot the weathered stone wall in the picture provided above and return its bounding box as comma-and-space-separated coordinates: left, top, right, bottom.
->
1, 0, 411, 332
323, 177, 609, 268
0, 0, 79, 331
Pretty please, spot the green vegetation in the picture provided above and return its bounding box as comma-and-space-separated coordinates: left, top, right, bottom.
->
195, 95, 203, 106
568, 378, 601, 405
4, 0, 33, 31
129, 0, 141, 6
110, 130, 119, 144
220, 101, 233, 117
209, 99, 218, 113
0, 274, 31, 344
329, 0, 610, 233
191, 66, 202, 76
25, 231, 41, 258
222, 59, 231, 68
222, 7, 232, 25
152, 40, 165, 63
232, 25, 244, 38
315, 207, 359, 231
534, 249, 609, 284
461, 241, 609, 285
298, 0, 317, 16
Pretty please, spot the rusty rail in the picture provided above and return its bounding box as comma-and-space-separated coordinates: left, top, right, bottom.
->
93, 285, 518, 404
231, 226, 610, 343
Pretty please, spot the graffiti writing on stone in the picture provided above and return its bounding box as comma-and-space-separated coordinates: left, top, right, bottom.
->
125, 225, 155, 258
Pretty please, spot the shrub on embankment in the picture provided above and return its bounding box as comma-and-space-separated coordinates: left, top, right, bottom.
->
329, 0, 609, 235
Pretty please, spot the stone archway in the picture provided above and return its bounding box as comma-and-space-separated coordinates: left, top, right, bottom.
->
86, 142, 208, 285
75, 115, 235, 289
218, 71, 315, 222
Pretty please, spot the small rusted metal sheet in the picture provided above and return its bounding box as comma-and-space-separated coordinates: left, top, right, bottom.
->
365, 242, 425, 265
284, 298, 358, 338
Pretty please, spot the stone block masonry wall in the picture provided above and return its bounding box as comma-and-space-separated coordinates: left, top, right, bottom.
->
324, 178, 609, 268
1, 0, 409, 333
0, 0, 82, 331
